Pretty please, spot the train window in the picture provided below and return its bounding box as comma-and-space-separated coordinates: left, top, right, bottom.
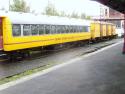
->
45, 25, 50, 34
31, 25, 39, 35
39, 25, 45, 35
73, 26, 76, 33
60, 26, 63, 33
77, 26, 80, 32
83, 26, 86, 32
83, 26, 89, 32
75, 26, 78, 32
70, 26, 73, 33
23, 25, 31, 36
73, 26, 75, 32
65, 25, 70, 33
79, 26, 83, 32
65, 26, 69, 33
12, 24, 21, 36
61, 25, 65, 33
56, 25, 61, 34
60, 25, 63, 33
56, 25, 58, 34
51, 25, 56, 34
71, 26, 74, 33
64, 25, 67, 33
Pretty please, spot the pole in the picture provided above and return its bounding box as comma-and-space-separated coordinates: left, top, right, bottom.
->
123, 13, 125, 54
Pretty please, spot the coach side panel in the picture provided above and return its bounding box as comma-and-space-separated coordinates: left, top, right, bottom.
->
3, 21, 91, 51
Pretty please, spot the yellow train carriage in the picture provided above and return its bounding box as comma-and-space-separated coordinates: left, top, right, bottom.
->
1, 13, 91, 51
0, 12, 117, 52
90, 22, 101, 39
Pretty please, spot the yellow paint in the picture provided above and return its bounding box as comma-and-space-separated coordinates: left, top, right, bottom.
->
102, 24, 107, 37
107, 24, 112, 36
4, 33, 91, 51
91, 22, 100, 39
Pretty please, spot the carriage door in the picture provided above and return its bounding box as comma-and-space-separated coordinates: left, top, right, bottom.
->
0, 18, 3, 50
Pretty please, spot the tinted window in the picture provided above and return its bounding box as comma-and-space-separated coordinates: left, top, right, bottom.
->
83, 26, 89, 32
77, 26, 80, 32
23, 25, 31, 36
39, 25, 44, 35
56, 25, 61, 34
80, 26, 83, 32
65, 26, 69, 33
64, 25, 67, 33
61, 26, 65, 33
74, 26, 78, 32
69, 26, 73, 33
12, 24, 21, 36
72, 26, 75, 33
31, 25, 39, 35
51, 25, 56, 34
45, 25, 50, 34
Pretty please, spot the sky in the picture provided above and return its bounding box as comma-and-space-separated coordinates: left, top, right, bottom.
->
0, 0, 104, 16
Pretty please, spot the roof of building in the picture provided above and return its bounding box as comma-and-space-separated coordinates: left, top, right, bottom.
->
93, 0, 125, 13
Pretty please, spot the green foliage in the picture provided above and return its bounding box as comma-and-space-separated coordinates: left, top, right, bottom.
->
70, 12, 80, 18
80, 13, 86, 19
10, 0, 30, 13
86, 16, 91, 20
44, 3, 59, 16
43, 2, 91, 20
60, 11, 66, 17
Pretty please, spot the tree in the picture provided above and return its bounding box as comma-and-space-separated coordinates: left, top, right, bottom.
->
80, 13, 86, 19
86, 16, 91, 20
70, 12, 80, 18
10, 0, 30, 12
44, 2, 59, 16
60, 11, 66, 17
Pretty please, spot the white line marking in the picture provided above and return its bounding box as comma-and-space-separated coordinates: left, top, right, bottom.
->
0, 41, 123, 91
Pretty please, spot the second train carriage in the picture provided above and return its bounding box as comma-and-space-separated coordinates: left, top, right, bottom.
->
90, 21, 116, 39
0, 11, 116, 54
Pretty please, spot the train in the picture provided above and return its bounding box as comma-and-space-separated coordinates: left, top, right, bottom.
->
0, 11, 117, 59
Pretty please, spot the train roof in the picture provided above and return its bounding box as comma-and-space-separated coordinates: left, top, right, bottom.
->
0, 11, 91, 26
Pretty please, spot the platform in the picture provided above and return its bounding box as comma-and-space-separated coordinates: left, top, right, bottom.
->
0, 41, 125, 94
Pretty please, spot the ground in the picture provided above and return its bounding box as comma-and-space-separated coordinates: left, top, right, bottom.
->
0, 41, 125, 94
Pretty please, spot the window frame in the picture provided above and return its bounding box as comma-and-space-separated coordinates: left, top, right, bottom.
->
39, 24, 45, 35
44, 24, 50, 34
12, 24, 21, 37
23, 24, 31, 36
31, 24, 39, 36
51, 25, 56, 34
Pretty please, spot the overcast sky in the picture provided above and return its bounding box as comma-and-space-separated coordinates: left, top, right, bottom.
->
0, 0, 105, 16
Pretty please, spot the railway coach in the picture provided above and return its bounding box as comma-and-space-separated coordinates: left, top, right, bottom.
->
0, 11, 117, 59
